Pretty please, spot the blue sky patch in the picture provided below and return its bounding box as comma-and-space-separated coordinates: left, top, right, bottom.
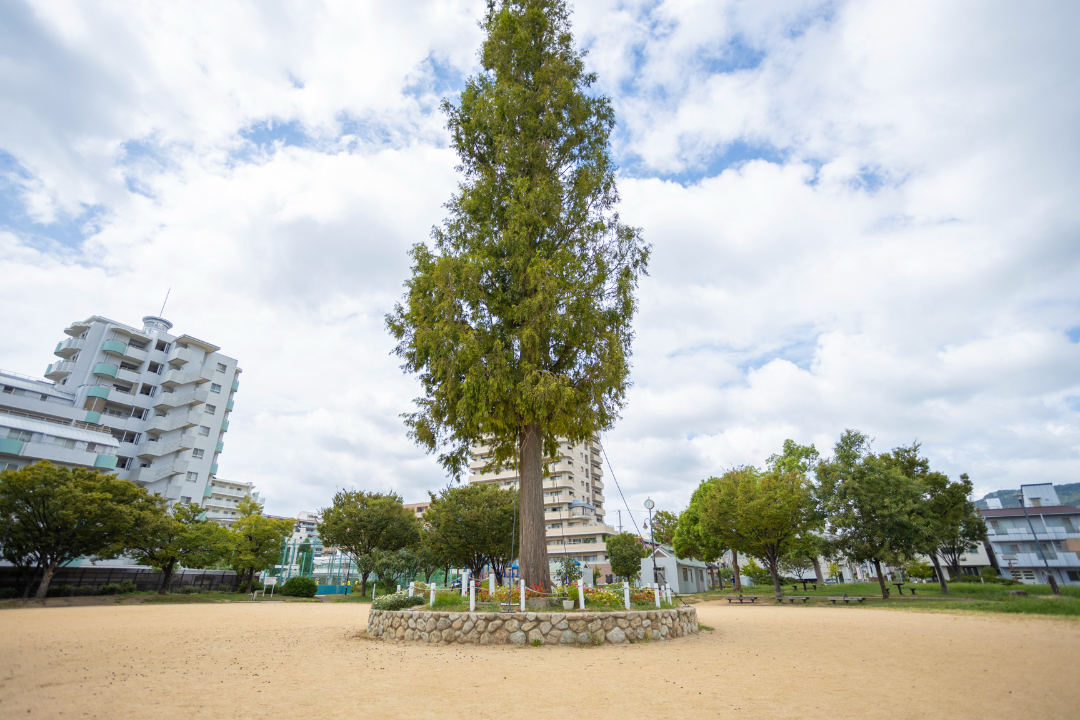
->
1066, 327, 1080, 343
0, 151, 105, 249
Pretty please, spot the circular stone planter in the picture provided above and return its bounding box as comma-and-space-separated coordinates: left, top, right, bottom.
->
367, 607, 699, 646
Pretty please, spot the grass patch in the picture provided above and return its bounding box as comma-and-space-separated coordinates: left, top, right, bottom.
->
698, 623, 714, 631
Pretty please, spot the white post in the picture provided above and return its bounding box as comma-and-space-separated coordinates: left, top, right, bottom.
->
489, 572, 495, 595
461, 570, 468, 597
666, 585, 672, 604
430, 583, 436, 607
577, 578, 585, 610
408, 581, 414, 597
653, 583, 661, 608
397, 584, 401, 593
519, 579, 526, 612
623, 583, 631, 610
469, 580, 476, 612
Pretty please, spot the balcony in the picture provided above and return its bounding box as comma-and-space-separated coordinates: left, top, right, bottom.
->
216, 441, 224, 452
93, 362, 119, 379
152, 388, 209, 410
54, 337, 84, 358
231, 379, 239, 391
209, 463, 218, 475
221, 420, 229, 432
86, 386, 110, 401
115, 367, 141, 384
64, 320, 92, 338
129, 460, 188, 484
93, 454, 119, 470
136, 431, 195, 459
161, 365, 214, 390
167, 346, 193, 367
209, 486, 249, 499
102, 340, 127, 357
145, 410, 202, 434
0, 438, 25, 456
45, 360, 76, 381
226, 400, 234, 411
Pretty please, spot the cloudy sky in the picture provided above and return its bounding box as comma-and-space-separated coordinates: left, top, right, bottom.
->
1, 0, 1078, 522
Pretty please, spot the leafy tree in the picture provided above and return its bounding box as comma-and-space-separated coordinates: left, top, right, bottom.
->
921, 471, 987, 593
317, 490, 422, 596
385, 0, 649, 592
906, 561, 935, 580
555, 555, 583, 586
129, 502, 232, 594
229, 498, 295, 593
768, 439, 828, 582
650, 510, 678, 546
699, 466, 818, 600
739, 557, 772, 585
816, 431, 932, 599
606, 531, 647, 582
673, 484, 728, 588
426, 483, 517, 584
0, 461, 161, 600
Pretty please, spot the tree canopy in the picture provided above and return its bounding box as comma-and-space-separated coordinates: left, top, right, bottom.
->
649, 510, 678, 546
229, 498, 295, 593
317, 490, 421, 596
606, 531, 647, 582
426, 483, 517, 583
385, 0, 648, 591
0, 461, 162, 600
129, 502, 232, 593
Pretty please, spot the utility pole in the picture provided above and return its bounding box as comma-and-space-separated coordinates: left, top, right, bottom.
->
616, 509, 622, 533
1015, 493, 1060, 595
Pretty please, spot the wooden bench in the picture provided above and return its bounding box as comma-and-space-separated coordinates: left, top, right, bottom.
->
726, 596, 760, 604
782, 596, 811, 604
827, 596, 866, 604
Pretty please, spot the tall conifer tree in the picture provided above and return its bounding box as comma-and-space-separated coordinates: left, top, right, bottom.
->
387, 0, 648, 591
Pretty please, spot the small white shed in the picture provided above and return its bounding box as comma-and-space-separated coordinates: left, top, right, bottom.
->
639, 546, 710, 594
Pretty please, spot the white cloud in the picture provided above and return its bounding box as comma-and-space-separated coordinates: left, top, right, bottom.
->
1, 0, 1078, 518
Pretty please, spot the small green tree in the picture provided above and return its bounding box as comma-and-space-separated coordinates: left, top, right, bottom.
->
555, 555, 582, 586
699, 466, 819, 600
426, 483, 517, 583
385, 0, 650, 592
921, 471, 987, 593
606, 531, 647, 582
129, 502, 232, 594
0, 461, 162, 600
317, 490, 422, 596
229, 498, 295, 593
673, 483, 728, 589
650, 510, 678, 546
817, 431, 932, 599
906, 561, 935, 581
739, 557, 771, 585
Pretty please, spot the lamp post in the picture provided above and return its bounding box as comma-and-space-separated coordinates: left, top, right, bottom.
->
1015, 493, 1060, 596
644, 498, 657, 585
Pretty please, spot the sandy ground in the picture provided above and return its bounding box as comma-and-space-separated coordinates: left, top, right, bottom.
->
1, 601, 1076, 719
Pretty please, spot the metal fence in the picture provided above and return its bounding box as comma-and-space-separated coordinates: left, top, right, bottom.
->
0, 567, 240, 596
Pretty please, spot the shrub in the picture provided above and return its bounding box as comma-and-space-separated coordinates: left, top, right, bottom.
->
118, 580, 138, 594
73, 585, 95, 596
371, 590, 426, 611
46, 584, 75, 597
279, 577, 318, 598
97, 583, 122, 595
176, 585, 203, 594
0, 588, 18, 599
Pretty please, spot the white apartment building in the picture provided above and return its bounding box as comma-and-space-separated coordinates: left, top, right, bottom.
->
982, 484, 1080, 585
0, 314, 243, 512
469, 437, 616, 580
204, 478, 263, 525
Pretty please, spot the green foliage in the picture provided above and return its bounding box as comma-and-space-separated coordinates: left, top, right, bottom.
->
650, 510, 678, 546
698, 465, 819, 598
385, 0, 649, 591
279, 576, 318, 598
229, 498, 295, 592
673, 485, 726, 563
129, 502, 232, 594
555, 555, 583, 586
426, 483, 517, 581
0, 461, 164, 599
906, 562, 935, 580
605, 532, 646, 581
922, 472, 987, 583
97, 581, 138, 596
817, 431, 934, 599
317, 490, 421, 596
371, 590, 426, 611
739, 558, 772, 585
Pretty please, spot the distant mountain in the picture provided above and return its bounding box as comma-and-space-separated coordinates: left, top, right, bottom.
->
975, 483, 1080, 509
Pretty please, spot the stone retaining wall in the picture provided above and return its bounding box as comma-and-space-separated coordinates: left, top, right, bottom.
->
367, 607, 699, 646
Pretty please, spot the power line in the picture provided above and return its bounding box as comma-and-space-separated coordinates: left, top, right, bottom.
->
602, 442, 641, 538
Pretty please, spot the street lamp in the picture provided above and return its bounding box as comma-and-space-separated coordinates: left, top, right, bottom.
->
644, 498, 658, 585
1014, 493, 1061, 596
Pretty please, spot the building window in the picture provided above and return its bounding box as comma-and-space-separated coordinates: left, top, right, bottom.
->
210, 383, 221, 393
192, 448, 205, 459
198, 426, 210, 436
180, 496, 191, 504
1068, 571, 1080, 582
204, 405, 216, 414
186, 471, 198, 481
139, 384, 156, 397
148, 362, 163, 374
6, 429, 33, 442
216, 363, 227, 373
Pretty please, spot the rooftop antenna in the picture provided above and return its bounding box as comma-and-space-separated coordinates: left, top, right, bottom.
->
159, 288, 171, 317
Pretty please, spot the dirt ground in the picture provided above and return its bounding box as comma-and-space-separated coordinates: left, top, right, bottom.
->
0, 601, 1076, 719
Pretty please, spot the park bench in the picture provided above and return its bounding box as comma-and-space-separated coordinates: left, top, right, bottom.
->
782, 596, 811, 604
827, 596, 866, 604
726, 596, 760, 604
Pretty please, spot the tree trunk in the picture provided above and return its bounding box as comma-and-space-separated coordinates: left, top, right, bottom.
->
731, 552, 742, 593
930, 554, 949, 594
359, 571, 370, 598
812, 556, 825, 585
769, 561, 783, 601
34, 560, 58, 601
158, 562, 177, 595
873, 558, 889, 599
518, 423, 549, 592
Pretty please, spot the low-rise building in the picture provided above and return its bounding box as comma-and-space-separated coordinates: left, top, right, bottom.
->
641, 545, 710, 593
982, 484, 1080, 585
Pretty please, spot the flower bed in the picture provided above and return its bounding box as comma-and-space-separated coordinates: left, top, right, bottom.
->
366, 607, 699, 646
